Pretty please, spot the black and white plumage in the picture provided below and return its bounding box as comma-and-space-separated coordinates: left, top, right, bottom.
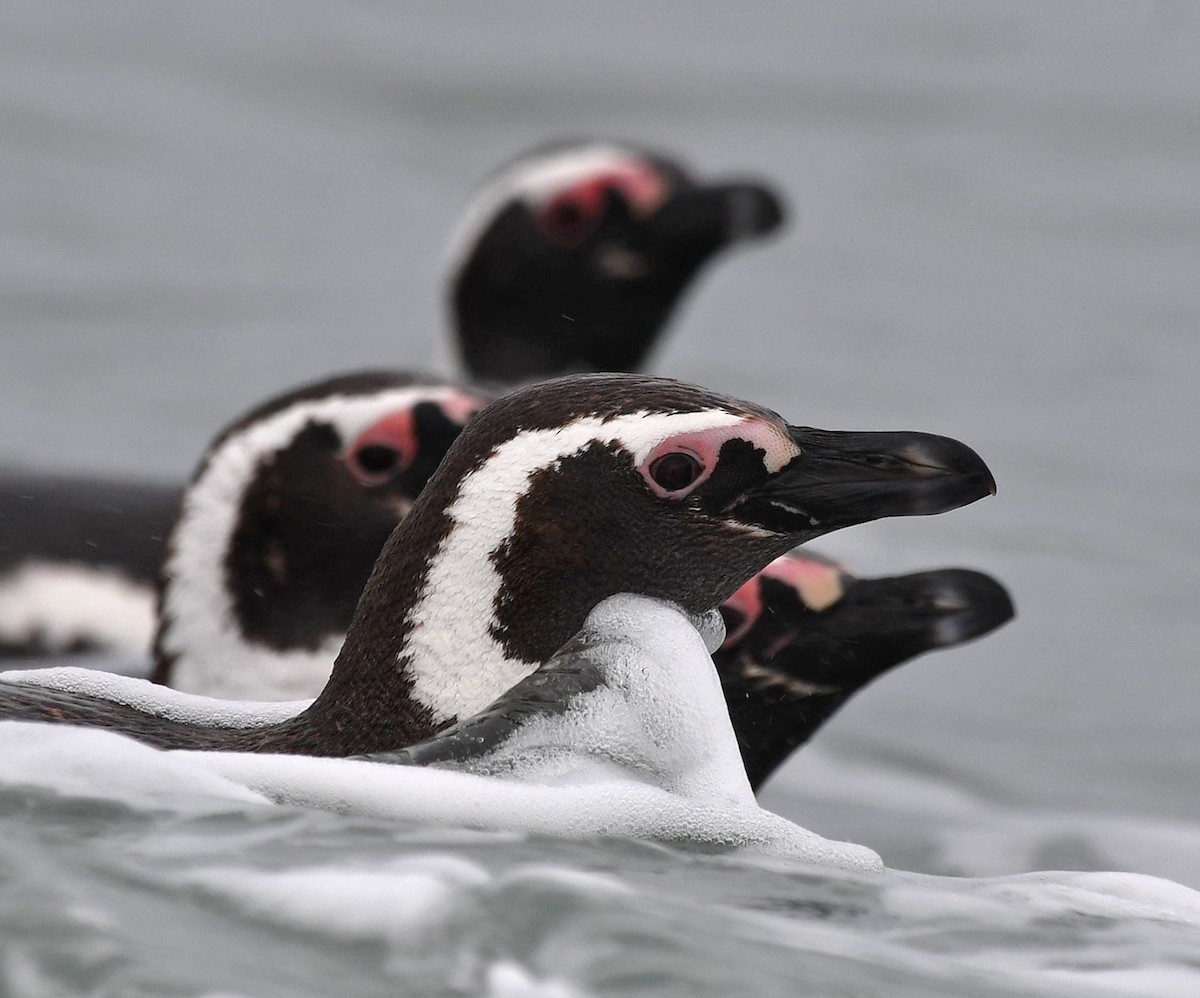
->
375, 596, 743, 801
166, 594, 881, 867
0, 140, 785, 656
151, 371, 489, 700
23, 373, 1011, 786
0, 373, 996, 757
450, 140, 784, 380
0, 470, 176, 657
715, 552, 1015, 790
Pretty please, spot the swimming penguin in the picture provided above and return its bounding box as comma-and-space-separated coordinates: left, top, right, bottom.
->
0, 140, 785, 656
714, 552, 1015, 789
0, 373, 996, 756
144, 371, 1008, 714
449, 140, 784, 380
152, 371, 491, 700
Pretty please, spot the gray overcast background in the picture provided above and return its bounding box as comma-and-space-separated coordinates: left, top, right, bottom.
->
2, 2, 1198, 873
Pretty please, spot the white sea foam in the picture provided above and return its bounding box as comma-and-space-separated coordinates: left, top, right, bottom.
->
0, 597, 879, 869
0, 667, 308, 727
0, 723, 267, 810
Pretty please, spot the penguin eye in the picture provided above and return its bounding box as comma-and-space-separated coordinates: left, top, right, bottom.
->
540, 187, 610, 246
648, 451, 704, 494
348, 444, 402, 486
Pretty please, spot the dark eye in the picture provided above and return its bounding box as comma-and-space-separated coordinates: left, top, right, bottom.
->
549, 199, 585, 232
648, 452, 703, 493
352, 444, 400, 479
541, 194, 601, 245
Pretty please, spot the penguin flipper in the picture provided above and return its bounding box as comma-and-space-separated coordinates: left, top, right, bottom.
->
364, 638, 607, 768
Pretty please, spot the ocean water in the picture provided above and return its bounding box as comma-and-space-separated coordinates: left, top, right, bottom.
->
2, 2, 1199, 994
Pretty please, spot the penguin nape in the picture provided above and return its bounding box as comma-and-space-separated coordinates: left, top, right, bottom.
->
714, 552, 1015, 790
0, 373, 996, 757
0, 139, 785, 655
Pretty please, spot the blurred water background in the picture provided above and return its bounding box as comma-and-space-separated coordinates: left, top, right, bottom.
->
1, 3, 1198, 994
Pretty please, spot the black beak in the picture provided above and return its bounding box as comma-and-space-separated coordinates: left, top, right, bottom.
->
738, 427, 996, 538
706, 180, 786, 241
838, 569, 1016, 649
655, 181, 787, 248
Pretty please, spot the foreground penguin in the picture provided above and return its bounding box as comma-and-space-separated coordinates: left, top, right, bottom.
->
0, 373, 995, 755
68, 370, 1003, 789
146, 371, 1009, 712
0, 141, 785, 655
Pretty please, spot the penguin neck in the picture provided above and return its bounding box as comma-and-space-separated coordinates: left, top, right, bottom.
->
305, 466, 599, 745
301, 405, 766, 753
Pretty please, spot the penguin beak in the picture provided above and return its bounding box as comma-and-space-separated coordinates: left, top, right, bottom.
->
749, 569, 1014, 699
649, 180, 786, 251
834, 569, 1016, 650
734, 427, 996, 538
703, 181, 787, 242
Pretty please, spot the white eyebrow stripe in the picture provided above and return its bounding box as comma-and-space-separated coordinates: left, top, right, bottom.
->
444, 143, 645, 275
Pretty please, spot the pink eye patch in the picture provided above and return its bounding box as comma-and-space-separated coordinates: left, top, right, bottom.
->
637, 417, 799, 500
346, 411, 419, 486
344, 392, 486, 487
538, 162, 668, 244
762, 552, 848, 612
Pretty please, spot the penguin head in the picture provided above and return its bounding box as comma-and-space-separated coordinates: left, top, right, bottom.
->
387, 373, 997, 679
155, 371, 490, 696
448, 141, 785, 380
720, 553, 1015, 696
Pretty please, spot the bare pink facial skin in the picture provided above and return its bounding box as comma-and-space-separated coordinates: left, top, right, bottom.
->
720, 552, 852, 652
637, 416, 800, 500
761, 552, 850, 613
345, 391, 488, 487
537, 159, 670, 245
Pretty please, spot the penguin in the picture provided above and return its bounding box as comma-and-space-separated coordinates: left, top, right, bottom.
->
0, 140, 785, 656
713, 552, 1015, 789
0, 373, 996, 756
37, 367, 1010, 798
449, 140, 784, 380
151, 371, 490, 700
0, 471, 176, 657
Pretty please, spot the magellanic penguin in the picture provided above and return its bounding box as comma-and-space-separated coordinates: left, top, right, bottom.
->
0, 373, 996, 756
0, 140, 784, 656
714, 551, 1015, 790
0, 471, 177, 658
449, 140, 784, 380
70, 371, 1006, 788
151, 371, 491, 701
